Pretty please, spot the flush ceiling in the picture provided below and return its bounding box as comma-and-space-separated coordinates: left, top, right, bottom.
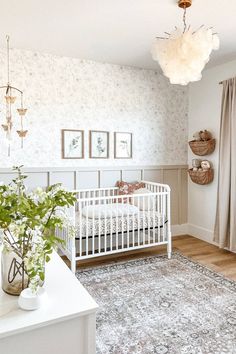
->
0, 0, 236, 70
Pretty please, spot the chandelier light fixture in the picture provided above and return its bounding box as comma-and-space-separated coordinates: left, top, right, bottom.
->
0, 35, 28, 156
151, 0, 220, 85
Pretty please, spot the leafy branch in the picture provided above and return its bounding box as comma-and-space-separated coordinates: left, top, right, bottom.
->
0, 166, 76, 292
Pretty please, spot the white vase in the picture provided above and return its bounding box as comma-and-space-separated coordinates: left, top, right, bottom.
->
18, 287, 47, 311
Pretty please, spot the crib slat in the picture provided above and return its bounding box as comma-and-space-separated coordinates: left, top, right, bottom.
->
98, 192, 101, 253
86, 200, 89, 256
158, 193, 160, 243
163, 193, 166, 243
116, 200, 119, 250
148, 195, 150, 244
153, 193, 156, 244
79, 201, 82, 257
137, 195, 140, 246
92, 199, 95, 255
161, 188, 163, 242
127, 197, 130, 249
121, 197, 124, 250
110, 198, 113, 252
132, 195, 135, 247
104, 199, 107, 253
143, 196, 145, 245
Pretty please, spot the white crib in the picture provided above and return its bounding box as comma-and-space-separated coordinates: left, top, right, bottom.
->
56, 181, 172, 273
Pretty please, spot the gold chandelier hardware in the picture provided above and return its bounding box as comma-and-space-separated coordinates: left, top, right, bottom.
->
178, 0, 192, 9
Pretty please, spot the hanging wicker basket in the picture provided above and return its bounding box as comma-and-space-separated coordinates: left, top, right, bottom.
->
189, 139, 216, 156
188, 168, 214, 185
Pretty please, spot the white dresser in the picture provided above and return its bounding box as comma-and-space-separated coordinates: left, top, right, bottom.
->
0, 252, 98, 354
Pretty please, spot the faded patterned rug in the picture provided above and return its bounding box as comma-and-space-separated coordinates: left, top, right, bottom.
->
76, 253, 236, 354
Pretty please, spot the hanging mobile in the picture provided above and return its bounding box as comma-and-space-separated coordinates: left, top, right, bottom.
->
0, 35, 28, 156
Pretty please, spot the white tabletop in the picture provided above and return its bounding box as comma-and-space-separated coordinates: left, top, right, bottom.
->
0, 252, 98, 339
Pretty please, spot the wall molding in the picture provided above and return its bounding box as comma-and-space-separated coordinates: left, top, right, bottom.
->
0, 165, 188, 173
187, 223, 218, 246
0, 164, 188, 226
172, 224, 188, 236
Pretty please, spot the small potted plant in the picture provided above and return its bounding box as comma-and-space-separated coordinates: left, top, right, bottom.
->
0, 166, 76, 296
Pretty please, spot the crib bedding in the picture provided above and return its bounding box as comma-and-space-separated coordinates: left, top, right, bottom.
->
75, 211, 167, 238
81, 203, 139, 218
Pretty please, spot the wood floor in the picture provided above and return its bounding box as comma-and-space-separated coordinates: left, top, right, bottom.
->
65, 235, 236, 281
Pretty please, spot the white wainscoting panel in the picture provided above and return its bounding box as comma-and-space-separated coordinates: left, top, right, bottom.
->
76, 171, 99, 189
122, 169, 143, 183
100, 170, 121, 188
0, 165, 188, 227
50, 172, 75, 190
143, 169, 163, 183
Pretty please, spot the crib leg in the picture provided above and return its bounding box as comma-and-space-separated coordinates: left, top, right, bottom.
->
167, 232, 172, 259
71, 252, 76, 273
71, 260, 76, 273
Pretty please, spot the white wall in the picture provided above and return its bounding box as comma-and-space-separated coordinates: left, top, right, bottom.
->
3, 46, 236, 241
188, 59, 236, 243
0, 48, 188, 167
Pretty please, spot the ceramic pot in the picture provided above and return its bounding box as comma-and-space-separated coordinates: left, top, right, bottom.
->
18, 287, 47, 310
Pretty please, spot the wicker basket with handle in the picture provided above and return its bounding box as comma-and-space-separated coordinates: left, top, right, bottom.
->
188, 168, 214, 185
189, 139, 216, 156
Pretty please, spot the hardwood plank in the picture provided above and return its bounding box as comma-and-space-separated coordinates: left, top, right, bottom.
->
62, 235, 236, 280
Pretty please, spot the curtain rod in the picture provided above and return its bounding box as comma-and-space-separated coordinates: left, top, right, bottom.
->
219, 77, 236, 85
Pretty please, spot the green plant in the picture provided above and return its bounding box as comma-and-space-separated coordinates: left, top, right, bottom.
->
0, 166, 76, 292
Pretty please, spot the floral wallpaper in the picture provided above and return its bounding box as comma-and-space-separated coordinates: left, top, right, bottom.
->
0, 48, 188, 167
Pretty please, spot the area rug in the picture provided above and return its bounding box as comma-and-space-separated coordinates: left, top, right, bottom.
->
76, 253, 236, 354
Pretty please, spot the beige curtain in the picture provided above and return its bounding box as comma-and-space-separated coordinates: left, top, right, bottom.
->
214, 77, 236, 251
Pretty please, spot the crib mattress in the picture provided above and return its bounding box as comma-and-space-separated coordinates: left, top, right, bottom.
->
75, 211, 167, 238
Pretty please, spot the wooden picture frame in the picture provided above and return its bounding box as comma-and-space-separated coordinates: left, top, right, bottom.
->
89, 130, 109, 159
61, 129, 84, 159
114, 132, 132, 159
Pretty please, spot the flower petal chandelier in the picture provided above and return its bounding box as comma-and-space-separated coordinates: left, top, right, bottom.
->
151, 0, 220, 85
0, 35, 28, 156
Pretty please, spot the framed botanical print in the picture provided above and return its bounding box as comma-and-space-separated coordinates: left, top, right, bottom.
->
114, 132, 132, 159
89, 130, 109, 159
61, 129, 84, 159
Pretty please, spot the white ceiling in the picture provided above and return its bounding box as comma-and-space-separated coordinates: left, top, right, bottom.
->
0, 0, 236, 70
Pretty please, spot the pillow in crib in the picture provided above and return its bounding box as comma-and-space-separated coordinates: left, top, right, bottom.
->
116, 181, 145, 202
81, 203, 139, 219
132, 188, 156, 211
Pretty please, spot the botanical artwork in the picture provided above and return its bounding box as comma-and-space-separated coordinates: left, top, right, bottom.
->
115, 132, 132, 159
90, 131, 109, 159
62, 129, 84, 159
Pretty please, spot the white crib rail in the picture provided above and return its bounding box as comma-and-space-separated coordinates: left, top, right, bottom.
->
57, 181, 171, 272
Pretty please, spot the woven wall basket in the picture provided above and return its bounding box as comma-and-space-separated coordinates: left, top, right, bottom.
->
189, 139, 216, 156
188, 169, 214, 185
